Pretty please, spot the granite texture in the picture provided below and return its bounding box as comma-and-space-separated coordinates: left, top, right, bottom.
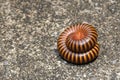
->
0, 0, 120, 80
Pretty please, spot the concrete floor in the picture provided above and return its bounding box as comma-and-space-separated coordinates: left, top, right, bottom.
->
0, 0, 120, 80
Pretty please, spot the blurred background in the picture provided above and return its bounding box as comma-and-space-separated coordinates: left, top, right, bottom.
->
0, 0, 120, 80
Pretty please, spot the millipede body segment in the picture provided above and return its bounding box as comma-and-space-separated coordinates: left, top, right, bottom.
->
57, 23, 100, 64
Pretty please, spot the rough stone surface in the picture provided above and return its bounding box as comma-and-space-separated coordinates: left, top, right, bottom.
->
0, 0, 120, 80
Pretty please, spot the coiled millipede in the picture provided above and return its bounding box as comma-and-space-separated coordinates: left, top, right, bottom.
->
57, 23, 100, 64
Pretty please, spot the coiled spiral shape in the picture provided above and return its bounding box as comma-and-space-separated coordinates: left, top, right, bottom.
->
57, 23, 100, 64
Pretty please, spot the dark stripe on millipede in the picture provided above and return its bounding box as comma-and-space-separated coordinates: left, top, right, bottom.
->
75, 54, 78, 63
86, 53, 90, 62
62, 49, 67, 59
74, 41, 78, 53
71, 53, 74, 63
64, 50, 69, 60
89, 39, 94, 48
96, 44, 99, 50
60, 48, 66, 57
66, 38, 71, 47
84, 54, 88, 63
86, 39, 91, 51
82, 55, 85, 63
69, 52, 72, 62
67, 51, 71, 62
87, 52, 92, 61
69, 39, 73, 51
59, 45, 65, 53
94, 46, 99, 56
89, 50, 94, 60
73, 53, 76, 63
73, 41, 76, 52
58, 43, 64, 50
92, 48, 97, 57
78, 41, 81, 53
75, 41, 79, 53
91, 33, 97, 41
90, 36, 96, 46
70, 40, 73, 51
77, 54, 80, 64
82, 39, 86, 52
84, 39, 89, 52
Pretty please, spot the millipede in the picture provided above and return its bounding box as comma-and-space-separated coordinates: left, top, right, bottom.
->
57, 23, 100, 64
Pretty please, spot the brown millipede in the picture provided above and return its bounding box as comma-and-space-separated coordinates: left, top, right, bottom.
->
57, 23, 100, 64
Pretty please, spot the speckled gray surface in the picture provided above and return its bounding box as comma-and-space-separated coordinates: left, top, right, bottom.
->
0, 0, 120, 80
